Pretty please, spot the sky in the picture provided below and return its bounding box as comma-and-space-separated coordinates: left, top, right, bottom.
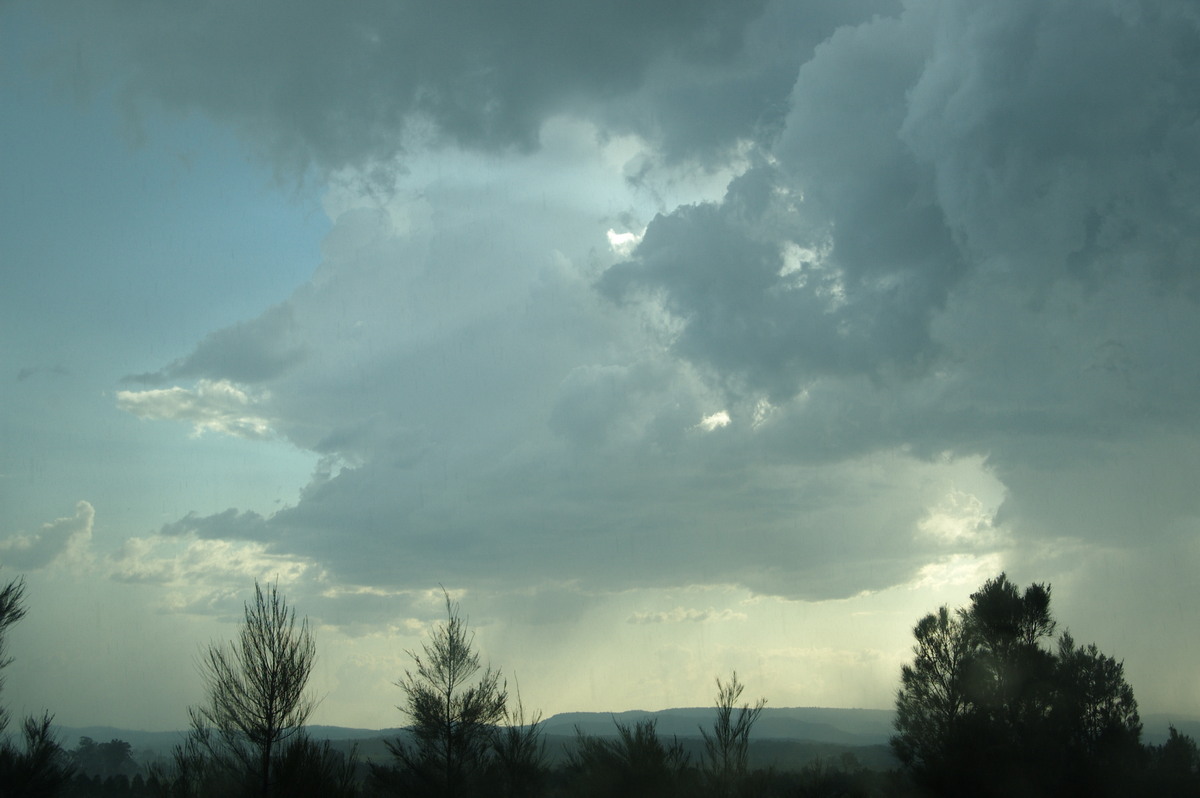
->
3, 0, 1200, 733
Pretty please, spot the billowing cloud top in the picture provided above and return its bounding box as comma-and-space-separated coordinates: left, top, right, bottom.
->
13, 0, 1200, 661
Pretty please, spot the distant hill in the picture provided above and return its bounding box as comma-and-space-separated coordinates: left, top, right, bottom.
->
52, 707, 1200, 773
1142, 715, 1200, 747
51, 707, 894, 772
542, 706, 896, 746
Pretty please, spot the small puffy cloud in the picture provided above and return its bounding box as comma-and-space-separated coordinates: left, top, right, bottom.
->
0, 501, 94, 570
116, 379, 274, 439
606, 228, 643, 258
696, 410, 730, 432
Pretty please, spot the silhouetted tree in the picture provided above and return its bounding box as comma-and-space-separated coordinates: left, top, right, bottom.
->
385, 591, 507, 798
0, 574, 28, 736
567, 719, 694, 798
486, 686, 547, 798
700, 671, 765, 798
271, 734, 360, 798
892, 573, 1143, 798
72, 737, 138, 780
0, 711, 74, 797
0, 574, 74, 796
792, 753, 885, 798
182, 580, 317, 798
1052, 632, 1142, 793
891, 604, 974, 792
1146, 726, 1200, 797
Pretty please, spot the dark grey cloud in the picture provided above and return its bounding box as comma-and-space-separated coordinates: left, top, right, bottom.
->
258, 437, 946, 602
107, 0, 1200, 616
589, 0, 1200, 610
119, 176, 964, 604
16, 365, 69, 382
123, 303, 306, 385
596, 0, 900, 166
32, 0, 790, 176
604, 0, 1200, 434
899, 0, 1200, 293
600, 163, 955, 400
159, 508, 269, 541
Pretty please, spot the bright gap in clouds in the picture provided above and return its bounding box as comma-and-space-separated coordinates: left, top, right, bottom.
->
697, 410, 731, 431
607, 228, 644, 257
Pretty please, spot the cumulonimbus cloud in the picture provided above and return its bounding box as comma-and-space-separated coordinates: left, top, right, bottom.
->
83, 0, 1200, 617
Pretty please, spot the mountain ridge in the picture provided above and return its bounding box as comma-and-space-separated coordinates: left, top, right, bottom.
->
51, 708, 1200, 756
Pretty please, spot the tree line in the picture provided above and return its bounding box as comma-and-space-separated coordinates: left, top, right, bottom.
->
2, 571, 1199, 797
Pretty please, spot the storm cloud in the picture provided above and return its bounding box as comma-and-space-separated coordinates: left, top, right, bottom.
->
7, 0, 1200, 729
81, 0, 1200, 603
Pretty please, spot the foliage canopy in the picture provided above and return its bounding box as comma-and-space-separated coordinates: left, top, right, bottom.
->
892, 573, 1143, 798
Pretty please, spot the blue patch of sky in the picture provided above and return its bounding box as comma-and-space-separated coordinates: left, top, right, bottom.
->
1, 7, 328, 544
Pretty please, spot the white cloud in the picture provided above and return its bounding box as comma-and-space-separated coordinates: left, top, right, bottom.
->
607, 228, 644, 257
908, 553, 1007, 592
696, 410, 731, 431
917, 489, 1005, 548
109, 532, 317, 619
116, 379, 274, 439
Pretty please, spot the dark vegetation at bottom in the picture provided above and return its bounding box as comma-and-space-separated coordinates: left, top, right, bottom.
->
37, 727, 1200, 798
3, 571, 1200, 797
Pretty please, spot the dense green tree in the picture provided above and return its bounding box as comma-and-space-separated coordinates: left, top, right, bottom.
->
892, 573, 1143, 797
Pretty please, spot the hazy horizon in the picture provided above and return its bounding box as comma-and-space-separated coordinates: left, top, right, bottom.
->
4, 0, 1200, 733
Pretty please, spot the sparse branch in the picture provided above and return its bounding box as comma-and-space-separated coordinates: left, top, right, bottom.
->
187, 580, 316, 798
389, 589, 508, 798
0, 575, 28, 735
701, 671, 765, 798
